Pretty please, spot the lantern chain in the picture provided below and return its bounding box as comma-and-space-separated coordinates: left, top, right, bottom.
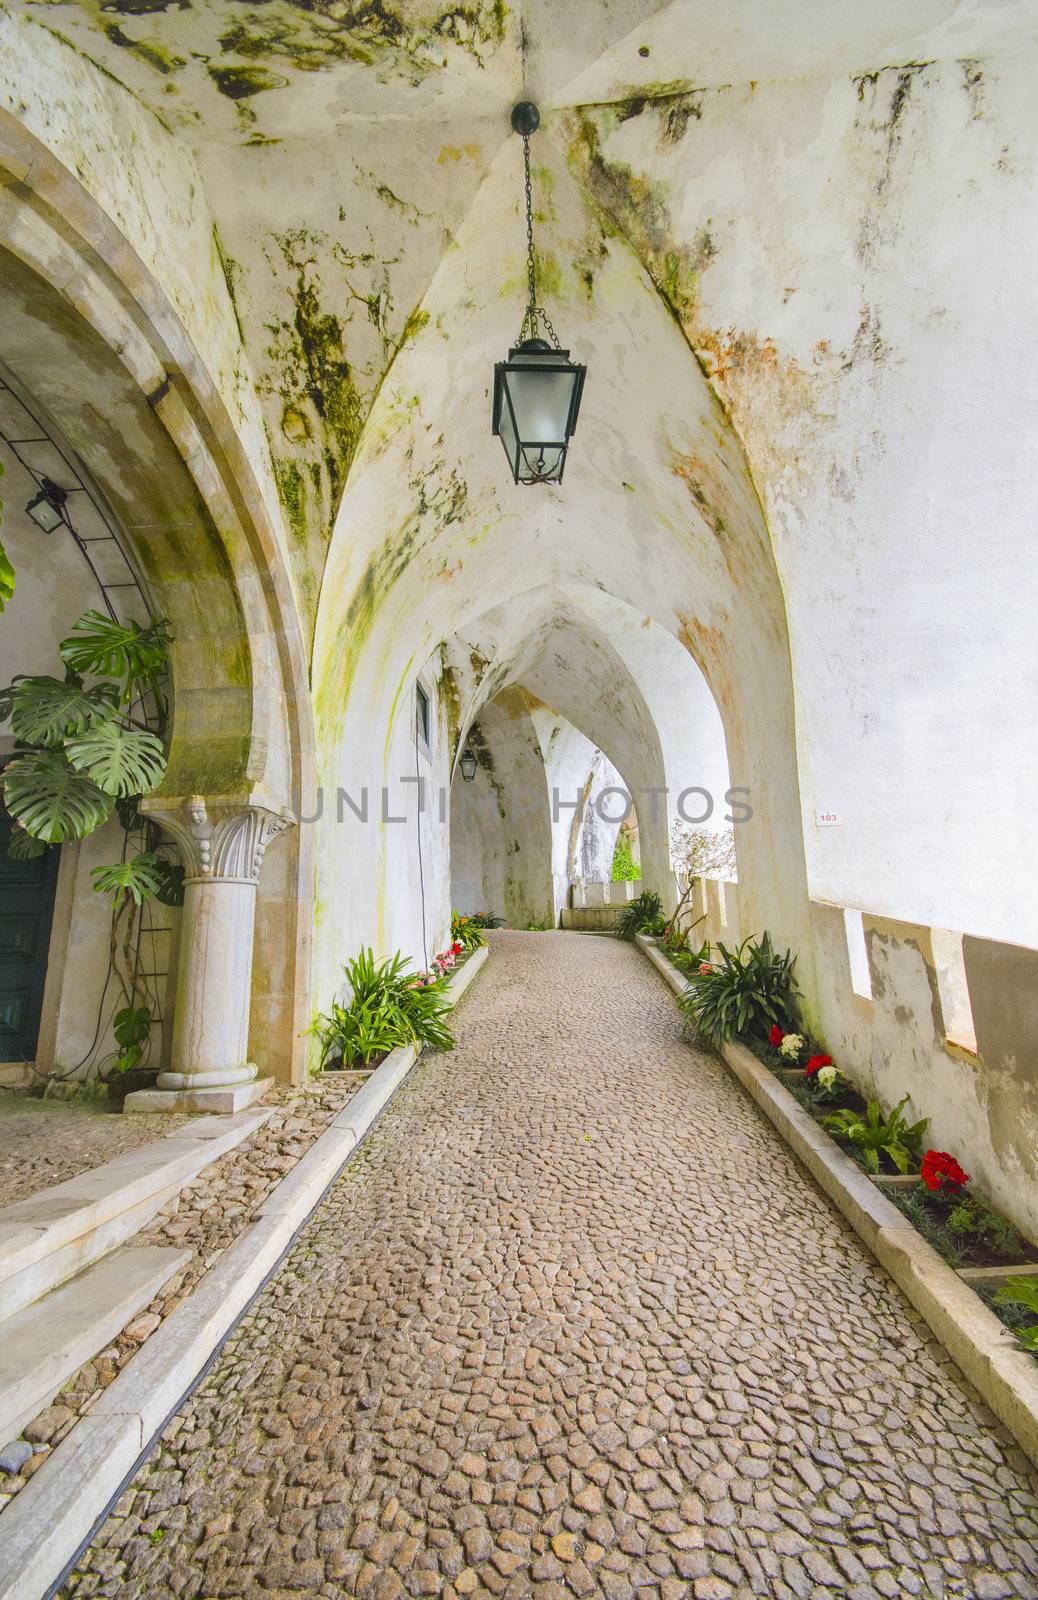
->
519, 132, 561, 349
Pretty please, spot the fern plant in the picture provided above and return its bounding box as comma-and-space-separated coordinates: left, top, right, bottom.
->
822, 1096, 928, 1174
616, 890, 664, 941
308, 948, 455, 1069
677, 931, 799, 1046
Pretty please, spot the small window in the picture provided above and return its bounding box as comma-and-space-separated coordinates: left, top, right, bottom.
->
416, 683, 430, 752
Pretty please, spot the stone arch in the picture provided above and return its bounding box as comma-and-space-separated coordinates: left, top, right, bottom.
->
309, 124, 811, 1011
0, 137, 314, 1080
449, 688, 555, 929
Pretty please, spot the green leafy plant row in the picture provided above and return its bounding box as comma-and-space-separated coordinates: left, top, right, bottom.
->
677, 931, 799, 1047
308, 948, 455, 1069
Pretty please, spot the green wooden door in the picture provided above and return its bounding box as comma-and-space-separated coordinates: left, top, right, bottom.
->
0, 808, 59, 1064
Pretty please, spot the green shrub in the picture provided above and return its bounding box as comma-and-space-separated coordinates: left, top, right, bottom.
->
665, 938, 712, 978
616, 890, 663, 941
822, 1095, 928, 1174
944, 1192, 1025, 1259
308, 948, 454, 1068
611, 833, 641, 882
676, 931, 798, 1046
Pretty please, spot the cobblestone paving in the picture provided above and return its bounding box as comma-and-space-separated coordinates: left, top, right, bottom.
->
63, 933, 1038, 1600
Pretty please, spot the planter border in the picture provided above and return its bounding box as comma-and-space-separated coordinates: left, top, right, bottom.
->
0, 944, 489, 1600
635, 933, 1038, 1469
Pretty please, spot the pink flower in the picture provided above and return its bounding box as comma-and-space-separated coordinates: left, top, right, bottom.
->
699, 962, 714, 974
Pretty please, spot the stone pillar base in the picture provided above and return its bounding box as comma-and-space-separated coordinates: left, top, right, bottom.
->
123, 1076, 274, 1116
156, 1063, 258, 1091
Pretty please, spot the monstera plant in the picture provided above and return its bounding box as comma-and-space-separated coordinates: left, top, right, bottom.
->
1, 609, 176, 903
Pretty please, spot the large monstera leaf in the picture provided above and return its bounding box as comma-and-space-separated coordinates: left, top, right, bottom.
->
7, 676, 117, 745
59, 611, 171, 684
2, 750, 114, 841
91, 852, 168, 906
4, 827, 48, 861
64, 722, 166, 798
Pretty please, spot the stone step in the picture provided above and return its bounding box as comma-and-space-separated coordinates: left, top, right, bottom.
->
0, 1108, 271, 1322
559, 906, 616, 931
0, 1245, 189, 1444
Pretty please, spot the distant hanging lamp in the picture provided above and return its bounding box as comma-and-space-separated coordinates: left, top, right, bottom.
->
458, 747, 478, 783
492, 102, 586, 486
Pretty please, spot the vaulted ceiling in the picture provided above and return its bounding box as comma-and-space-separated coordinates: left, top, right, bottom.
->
6, 0, 1033, 638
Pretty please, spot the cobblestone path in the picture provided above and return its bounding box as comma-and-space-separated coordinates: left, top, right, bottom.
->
64, 932, 1038, 1600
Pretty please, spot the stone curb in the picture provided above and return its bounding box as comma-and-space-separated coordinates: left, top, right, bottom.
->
0, 945, 490, 1600
634, 933, 1038, 1470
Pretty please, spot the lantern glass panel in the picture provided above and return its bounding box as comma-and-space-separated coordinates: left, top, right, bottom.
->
506, 354, 579, 447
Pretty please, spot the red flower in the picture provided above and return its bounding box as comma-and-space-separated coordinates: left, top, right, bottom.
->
451, 940, 463, 953
804, 1054, 833, 1077
699, 962, 714, 974
769, 1025, 784, 1046
921, 1149, 969, 1192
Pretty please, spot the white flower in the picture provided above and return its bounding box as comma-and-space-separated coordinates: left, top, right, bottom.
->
816, 1064, 838, 1090
779, 1032, 804, 1058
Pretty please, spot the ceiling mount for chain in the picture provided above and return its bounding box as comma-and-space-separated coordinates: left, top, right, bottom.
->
511, 101, 561, 350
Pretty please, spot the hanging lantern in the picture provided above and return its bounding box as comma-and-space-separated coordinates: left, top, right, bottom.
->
492, 103, 586, 486
25, 477, 69, 535
459, 747, 478, 783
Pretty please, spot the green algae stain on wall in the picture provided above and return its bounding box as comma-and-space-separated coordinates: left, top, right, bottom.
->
568, 105, 718, 336
208, 63, 289, 99
101, 19, 185, 74
266, 228, 364, 508
438, 656, 463, 765
214, 0, 508, 79
313, 456, 469, 749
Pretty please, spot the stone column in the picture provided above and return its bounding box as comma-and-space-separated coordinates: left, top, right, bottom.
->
125, 796, 293, 1113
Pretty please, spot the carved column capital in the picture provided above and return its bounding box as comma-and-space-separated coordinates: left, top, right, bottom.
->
145, 796, 294, 883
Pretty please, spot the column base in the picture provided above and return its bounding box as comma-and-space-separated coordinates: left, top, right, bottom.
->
123, 1077, 274, 1116
157, 1062, 258, 1091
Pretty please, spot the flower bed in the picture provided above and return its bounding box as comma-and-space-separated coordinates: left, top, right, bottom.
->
749, 1026, 1038, 1282
651, 929, 1038, 1357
